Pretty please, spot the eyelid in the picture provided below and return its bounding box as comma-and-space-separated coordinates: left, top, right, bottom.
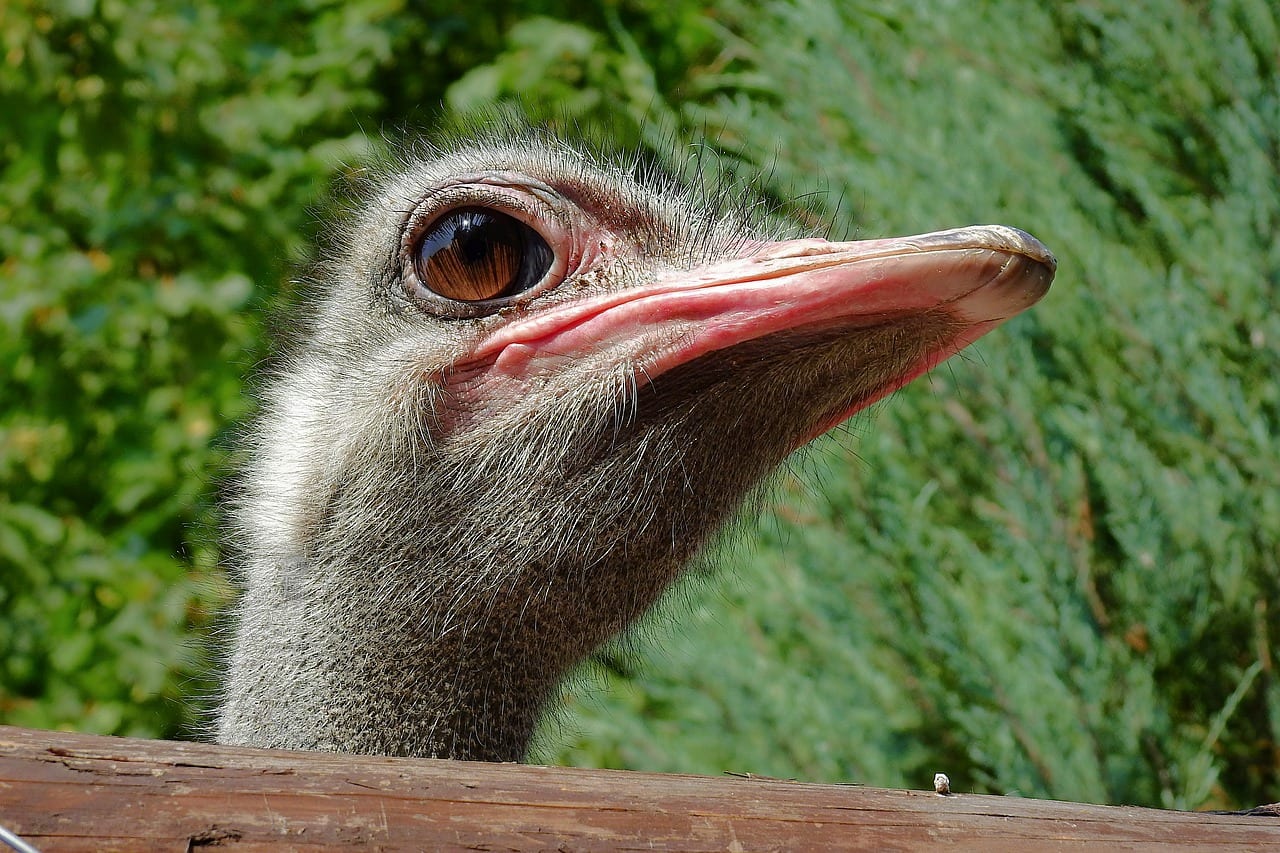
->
400, 181, 578, 317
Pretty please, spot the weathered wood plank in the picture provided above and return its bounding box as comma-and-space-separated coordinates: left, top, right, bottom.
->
0, 725, 1274, 851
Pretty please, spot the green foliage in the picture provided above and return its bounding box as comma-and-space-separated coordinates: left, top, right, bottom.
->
543, 0, 1280, 810
443, 2, 745, 156
0, 0, 427, 737
3, 0, 1276, 811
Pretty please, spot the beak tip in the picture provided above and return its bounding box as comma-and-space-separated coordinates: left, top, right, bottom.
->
989, 225, 1058, 274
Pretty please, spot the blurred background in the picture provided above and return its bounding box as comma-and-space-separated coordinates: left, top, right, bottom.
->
1, 0, 1277, 810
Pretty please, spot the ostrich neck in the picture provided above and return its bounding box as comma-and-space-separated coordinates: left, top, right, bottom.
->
217, 403, 714, 761
217, 553, 607, 761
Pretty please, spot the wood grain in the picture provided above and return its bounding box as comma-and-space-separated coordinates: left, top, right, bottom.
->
0, 725, 1275, 851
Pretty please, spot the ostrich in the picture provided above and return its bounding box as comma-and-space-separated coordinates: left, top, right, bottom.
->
216, 123, 1055, 762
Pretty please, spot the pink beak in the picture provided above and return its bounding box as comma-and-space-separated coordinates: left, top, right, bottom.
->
463, 224, 1054, 439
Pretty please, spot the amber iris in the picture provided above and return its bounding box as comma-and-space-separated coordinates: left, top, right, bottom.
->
415, 207, 552, 302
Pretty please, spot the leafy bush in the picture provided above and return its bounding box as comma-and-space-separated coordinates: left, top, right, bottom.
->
0, 0, 414, 737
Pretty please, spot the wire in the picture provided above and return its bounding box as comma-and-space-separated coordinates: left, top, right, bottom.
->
0, 825, 40, 853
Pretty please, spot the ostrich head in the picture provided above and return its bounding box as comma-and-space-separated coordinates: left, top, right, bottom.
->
216, 122, 1054, 761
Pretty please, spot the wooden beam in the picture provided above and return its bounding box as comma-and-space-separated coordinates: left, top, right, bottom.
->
0, 725, 1275, 851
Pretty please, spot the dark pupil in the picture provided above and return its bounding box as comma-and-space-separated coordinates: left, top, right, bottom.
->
416, 208, 546, 302
454, 212, 514, 264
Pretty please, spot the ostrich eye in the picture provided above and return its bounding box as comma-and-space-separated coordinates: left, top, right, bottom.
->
414, 207, 554, 302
